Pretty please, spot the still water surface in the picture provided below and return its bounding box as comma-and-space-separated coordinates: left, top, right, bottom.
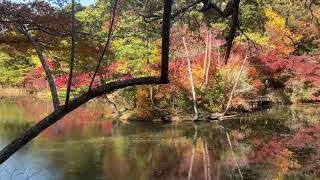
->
1, 97, 320, 180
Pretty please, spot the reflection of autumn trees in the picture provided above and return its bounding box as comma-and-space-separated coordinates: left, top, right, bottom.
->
102, 136, 214, 180
250, 123, 320, 161
214, 105, 320, 179
15, 98, 115, 137
96, 123, 243, 180
3, 101, 320, 179
248, 121, 320, 178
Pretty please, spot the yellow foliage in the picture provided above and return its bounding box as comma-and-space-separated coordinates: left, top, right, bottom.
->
136, 86, 153, 118
149, 47, 161, 64
116, 61, 129, 73
219, 56, 242, 84
30, 55, 41, 66
264, 7, 301, 56
274, 148, 300, 179
192, 64, 204, 89
265, 7, 286, 28
237, 32, 270, 47
179, 63, 204, 89
112, 40, 122, 50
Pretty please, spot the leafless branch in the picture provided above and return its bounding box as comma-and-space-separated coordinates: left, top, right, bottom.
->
65, 0, 77, 104
305, 0, 320, 26
88, 0, 119, 93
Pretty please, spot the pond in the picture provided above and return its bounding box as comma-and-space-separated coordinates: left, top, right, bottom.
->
0, 97, 320, 180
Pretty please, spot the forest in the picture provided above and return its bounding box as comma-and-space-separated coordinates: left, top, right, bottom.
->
0, 0, 320, 179
1, 0, 320, 114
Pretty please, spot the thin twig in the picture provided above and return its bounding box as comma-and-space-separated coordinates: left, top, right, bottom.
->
88, 0, 119, 94
65, 0, 77, 104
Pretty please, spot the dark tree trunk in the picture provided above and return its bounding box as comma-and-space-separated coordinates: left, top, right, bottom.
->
17, 26, 60, 109
224, 0, 240, 64
65, 0, 77, 104
160, 0, 172, 83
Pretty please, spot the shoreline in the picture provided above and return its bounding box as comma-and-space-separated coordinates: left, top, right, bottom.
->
2, 93, 319, 123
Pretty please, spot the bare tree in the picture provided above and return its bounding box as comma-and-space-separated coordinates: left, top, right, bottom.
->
204, 31, 212, 86
183, 37, 199, 120
226, 131, 243, 180
223, 53, 248, 115
88, 0, 119, 93
202, 30, 209, 79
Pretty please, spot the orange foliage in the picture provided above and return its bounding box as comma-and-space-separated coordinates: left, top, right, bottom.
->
248, 67, 258, 78
135, 86, 153, 118
264, 7, 300, 56
231, 96, 247, 109
252, 79, 264, 91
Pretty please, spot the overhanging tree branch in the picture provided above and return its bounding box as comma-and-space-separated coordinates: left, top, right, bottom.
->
0, 0, 173, 165
0, 76, 162, 165
141, 0, 201, 23
141, 0, 241, 64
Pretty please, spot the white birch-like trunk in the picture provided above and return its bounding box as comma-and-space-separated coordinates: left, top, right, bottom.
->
203, 30, 209, 78
216, 42, 221, 69
204, 32, 212, 86
182, 37, 199, 120
223, 53, 248, 115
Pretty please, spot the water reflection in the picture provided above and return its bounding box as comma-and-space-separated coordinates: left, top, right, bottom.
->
0, 98, 320, 179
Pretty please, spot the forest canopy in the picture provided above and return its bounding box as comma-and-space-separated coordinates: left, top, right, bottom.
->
1, 0, 320, 106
